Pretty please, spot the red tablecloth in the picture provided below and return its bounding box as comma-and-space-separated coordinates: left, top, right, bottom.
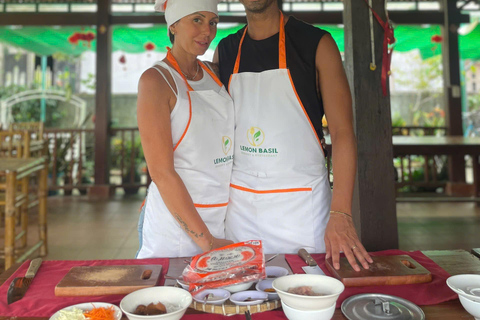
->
285, 249, 457, 308
0, 258, 169, 317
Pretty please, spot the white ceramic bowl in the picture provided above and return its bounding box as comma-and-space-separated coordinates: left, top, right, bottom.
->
230, 290, 268, 306
223, 281, 256, 293
256, 279, 279, 300
266, 266, 289, 278
120, 286, 192, 320
272, 274, 344, 311
176, 279, 189, 290
447, 274, 480, 302
193, 288, 230, 305
459, 295, 480, 320
281, 300, 335, 320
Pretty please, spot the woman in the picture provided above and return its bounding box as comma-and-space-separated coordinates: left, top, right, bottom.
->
136, 0, 234, 258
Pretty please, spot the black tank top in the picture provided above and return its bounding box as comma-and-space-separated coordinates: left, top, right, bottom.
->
218, 16, 329, 140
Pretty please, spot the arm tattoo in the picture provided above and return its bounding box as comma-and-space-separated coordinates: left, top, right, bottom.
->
173, 213, 205, 239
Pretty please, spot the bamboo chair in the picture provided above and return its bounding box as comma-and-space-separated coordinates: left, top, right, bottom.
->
0, 130, 32, 253
9, 122, 46, 157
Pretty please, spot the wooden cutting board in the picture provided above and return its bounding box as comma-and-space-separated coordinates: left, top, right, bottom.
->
55, 265, 162, 296
325, 255, 432, 287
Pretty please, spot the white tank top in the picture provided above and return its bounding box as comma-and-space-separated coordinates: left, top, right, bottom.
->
151, 61, 221, 147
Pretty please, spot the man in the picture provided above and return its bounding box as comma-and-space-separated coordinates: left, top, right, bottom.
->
214, 0, 372, 271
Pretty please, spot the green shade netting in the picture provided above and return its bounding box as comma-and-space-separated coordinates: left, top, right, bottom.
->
0, 23, 478, 60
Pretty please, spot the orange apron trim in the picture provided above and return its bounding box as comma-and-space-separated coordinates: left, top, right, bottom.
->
139, 198, 146, 212
278, 13, 287, 69
165, 48, 197, 151
166, 48, 194, 91
173, 92, 193, 151
230, 183, 312, 194
199, 61, 224, 87
194, 202, 229, 208
287, 70, 325, 157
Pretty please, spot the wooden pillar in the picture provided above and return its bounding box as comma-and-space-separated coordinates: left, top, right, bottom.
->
91, 0, 114, 198
343, 0, 398, 250
441, 0, 466, 188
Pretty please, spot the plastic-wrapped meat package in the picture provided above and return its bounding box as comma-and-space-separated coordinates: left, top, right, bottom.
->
182, 240, 266, 293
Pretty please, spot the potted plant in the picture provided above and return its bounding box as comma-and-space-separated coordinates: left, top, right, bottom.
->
111, 135, 145, 195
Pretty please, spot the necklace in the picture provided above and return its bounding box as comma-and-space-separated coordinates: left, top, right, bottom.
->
181, 62, 200, 81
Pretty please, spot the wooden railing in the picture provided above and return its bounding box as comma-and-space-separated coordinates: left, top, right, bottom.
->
44, 127, 149, 195
43, 126, 456, 196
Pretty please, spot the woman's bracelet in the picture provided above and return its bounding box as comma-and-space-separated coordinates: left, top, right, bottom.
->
330, 210, 352, 218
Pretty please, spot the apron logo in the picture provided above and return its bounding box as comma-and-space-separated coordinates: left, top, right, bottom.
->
222, 136, 232, 155
247, 127, 265, 147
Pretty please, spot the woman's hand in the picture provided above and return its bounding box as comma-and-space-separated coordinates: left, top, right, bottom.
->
211, 237, 234, 251
324, 212, 373, 272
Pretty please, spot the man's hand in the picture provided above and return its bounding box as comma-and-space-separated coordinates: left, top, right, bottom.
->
324, 212, 373, 271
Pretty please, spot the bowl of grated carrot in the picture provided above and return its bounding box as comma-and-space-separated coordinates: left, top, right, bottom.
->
49, 302, 122, 320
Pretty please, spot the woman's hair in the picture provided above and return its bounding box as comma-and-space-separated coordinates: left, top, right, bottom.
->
168, 30, 175, 44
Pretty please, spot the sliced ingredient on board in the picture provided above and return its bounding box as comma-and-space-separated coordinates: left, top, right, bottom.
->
287, 286, 324, 296
133, 302, 167, 315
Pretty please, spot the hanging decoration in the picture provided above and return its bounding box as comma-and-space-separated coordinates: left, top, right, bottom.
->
68, 31, 96, 48
119, 54, 127, 71
430, 34, 443, 55
368, 0, 376, 71
144, 42, 156, 57
364, 0, 396, 96
431, 35, 443, 43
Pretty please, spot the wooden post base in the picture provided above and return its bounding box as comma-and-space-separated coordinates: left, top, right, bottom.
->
88, 185, 115, 199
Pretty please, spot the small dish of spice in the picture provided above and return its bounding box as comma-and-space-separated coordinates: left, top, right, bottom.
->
256, 279, 279, 300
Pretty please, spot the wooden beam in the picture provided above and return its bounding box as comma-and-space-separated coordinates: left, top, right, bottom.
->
0, 13, 96, 26
343, 0, 399, 251
93, 0, 112, 189
441, 0, 465, 184
111, 14, 165, 25
0, 10, 469, 26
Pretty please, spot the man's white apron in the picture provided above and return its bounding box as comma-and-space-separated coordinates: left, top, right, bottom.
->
225, 13, 332, 254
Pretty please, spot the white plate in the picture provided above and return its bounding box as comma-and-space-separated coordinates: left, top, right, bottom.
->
193, 288, 230, 305
230, 290, 268, 306
49, 302, 122, 320
266, 266, 289, 278
223, 281, 255, 293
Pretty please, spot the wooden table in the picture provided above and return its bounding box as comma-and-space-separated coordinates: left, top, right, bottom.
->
392, 136, 480, 203
0, 250, 478, 319
0, 157, 48, 270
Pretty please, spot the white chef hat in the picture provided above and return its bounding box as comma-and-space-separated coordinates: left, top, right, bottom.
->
155, 0, 221, 28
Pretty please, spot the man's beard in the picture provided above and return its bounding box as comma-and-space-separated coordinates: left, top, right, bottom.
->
241, 0, 276, 13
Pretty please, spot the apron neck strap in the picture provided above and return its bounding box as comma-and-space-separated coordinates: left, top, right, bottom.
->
233, 11, 287, 74
166, 47, 194, 91
199, 61, 224, 87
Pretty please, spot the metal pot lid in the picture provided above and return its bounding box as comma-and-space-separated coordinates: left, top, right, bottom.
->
341, 293, 425, 320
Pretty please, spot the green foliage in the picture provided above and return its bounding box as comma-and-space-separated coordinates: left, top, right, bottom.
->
111, 135, 145, 178
81, 73, 96, 91
468, 92, 480, 112
0, 84, 66, 127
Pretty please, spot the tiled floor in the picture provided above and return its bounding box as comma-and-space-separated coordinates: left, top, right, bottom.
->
5, 194, 480, 264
